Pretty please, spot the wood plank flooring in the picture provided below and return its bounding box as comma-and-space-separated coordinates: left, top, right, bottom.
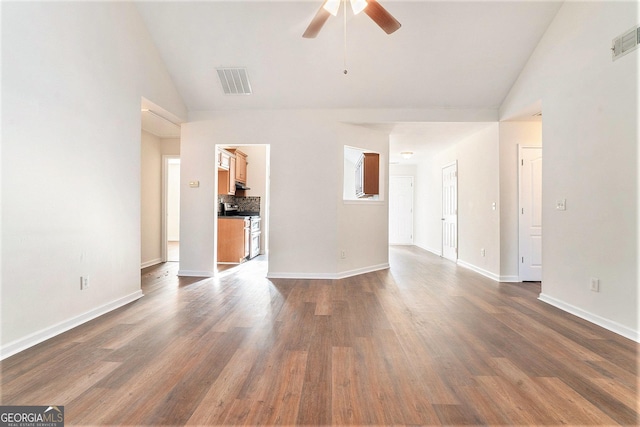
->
1, 246, 638, 426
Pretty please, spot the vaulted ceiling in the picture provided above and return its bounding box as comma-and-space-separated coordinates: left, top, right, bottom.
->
135, 1, 560, 159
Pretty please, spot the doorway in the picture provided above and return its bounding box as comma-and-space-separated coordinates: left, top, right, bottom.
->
442, 161, 458, 262
215, 144, 270, 273
163, 156, 180, 262
389, 176, 414, 245
518, 146, 542, 281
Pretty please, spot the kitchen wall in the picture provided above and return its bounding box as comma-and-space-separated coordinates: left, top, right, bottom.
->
219, 196, 261, 214
337, 127, 389, 277
1, 2, 186, 357
500, 1, 638, 339
180, 110, 389, 278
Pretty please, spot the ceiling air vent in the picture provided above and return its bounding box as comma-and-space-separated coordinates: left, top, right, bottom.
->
216, 67, 252, 95
612, 25, 639, 61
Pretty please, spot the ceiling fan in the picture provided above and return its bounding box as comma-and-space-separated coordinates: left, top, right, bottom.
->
303, 0, 401, 38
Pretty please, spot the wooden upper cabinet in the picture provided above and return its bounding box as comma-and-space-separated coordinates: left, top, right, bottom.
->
217, 149, 232, 170
228, 156, 236, 193
355, 152, 379, 198
217, 149, 236, 196
229, 149, 247, 184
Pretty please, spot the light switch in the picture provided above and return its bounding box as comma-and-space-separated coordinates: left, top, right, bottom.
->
556, 199, 566, 210
189, 180, 200, 188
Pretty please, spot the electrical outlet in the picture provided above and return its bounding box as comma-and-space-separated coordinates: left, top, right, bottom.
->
556, 199, 567, 211
481, 248, 486, 257
81, 276, 89, 290
340, 250, 346, 259
590, 277, 599, 292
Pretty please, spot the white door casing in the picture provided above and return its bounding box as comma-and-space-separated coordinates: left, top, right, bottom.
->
442, 162, 458, 262
519, 146, 542, 281
389, 176, 414, 245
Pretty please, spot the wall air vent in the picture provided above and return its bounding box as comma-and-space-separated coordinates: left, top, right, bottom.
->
216, 67, 252, 95
612, 25, 639, 61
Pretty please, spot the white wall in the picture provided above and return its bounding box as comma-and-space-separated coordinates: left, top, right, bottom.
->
413, 157, 444, 255
455, 124, 501, 276
337, 126, 389, 276
141, 131, 163, 266
390, 164, 417, 177
500, 1, 638, 339
1, 2, 186, 357
180, 110, 389, 279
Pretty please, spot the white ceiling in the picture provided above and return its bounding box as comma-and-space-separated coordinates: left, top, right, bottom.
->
135, 0, 559, 157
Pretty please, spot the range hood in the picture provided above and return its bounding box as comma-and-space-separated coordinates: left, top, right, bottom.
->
235, 182, 251, 191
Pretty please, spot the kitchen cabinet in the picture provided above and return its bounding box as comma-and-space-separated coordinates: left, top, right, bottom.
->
218, 154, 236, 195
228, 149, 247, 184
355, 152, 380, 198
218, 217, 249, 263
217, 149, 232, 170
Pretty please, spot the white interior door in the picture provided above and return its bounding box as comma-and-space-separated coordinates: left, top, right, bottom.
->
442, 162, 458, 261
389, 176, 414, 245
519, 146, 542, 281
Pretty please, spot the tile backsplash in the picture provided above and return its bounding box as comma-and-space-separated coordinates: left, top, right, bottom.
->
220, 195, 261, 213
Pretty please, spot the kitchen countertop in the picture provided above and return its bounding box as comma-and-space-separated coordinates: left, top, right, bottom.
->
218, 213, 260, 219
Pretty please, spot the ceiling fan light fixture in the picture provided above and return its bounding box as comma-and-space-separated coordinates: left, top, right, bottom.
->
400, 151, 413, 159
323, 0, 341, 16
350, 0, 368, 15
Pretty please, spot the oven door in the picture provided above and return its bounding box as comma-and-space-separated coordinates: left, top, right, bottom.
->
250, 217, 261, 233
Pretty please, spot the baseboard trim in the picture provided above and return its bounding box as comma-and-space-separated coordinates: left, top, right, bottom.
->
0, 291, 144, 360
457, 259, 501, 282
177, 270, 215, 277
539, 293, 639, 343
335, 263, 390, 280
499, 275, 522, 283
267, 263, 390, 280
141, 258, 162, 269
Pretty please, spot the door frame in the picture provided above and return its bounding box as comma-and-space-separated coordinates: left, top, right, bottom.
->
162, 155, 180, 262
441, 161, 458, 261
518, 145, 543, 281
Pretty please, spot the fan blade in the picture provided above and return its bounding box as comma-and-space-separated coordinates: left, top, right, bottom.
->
303, 6, 332, 38
363, 0, 401, 34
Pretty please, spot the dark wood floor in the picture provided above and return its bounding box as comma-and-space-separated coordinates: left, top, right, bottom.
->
2, 246, 638, 426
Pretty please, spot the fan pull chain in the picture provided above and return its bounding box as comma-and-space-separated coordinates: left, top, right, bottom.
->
343, 0, 348, 75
